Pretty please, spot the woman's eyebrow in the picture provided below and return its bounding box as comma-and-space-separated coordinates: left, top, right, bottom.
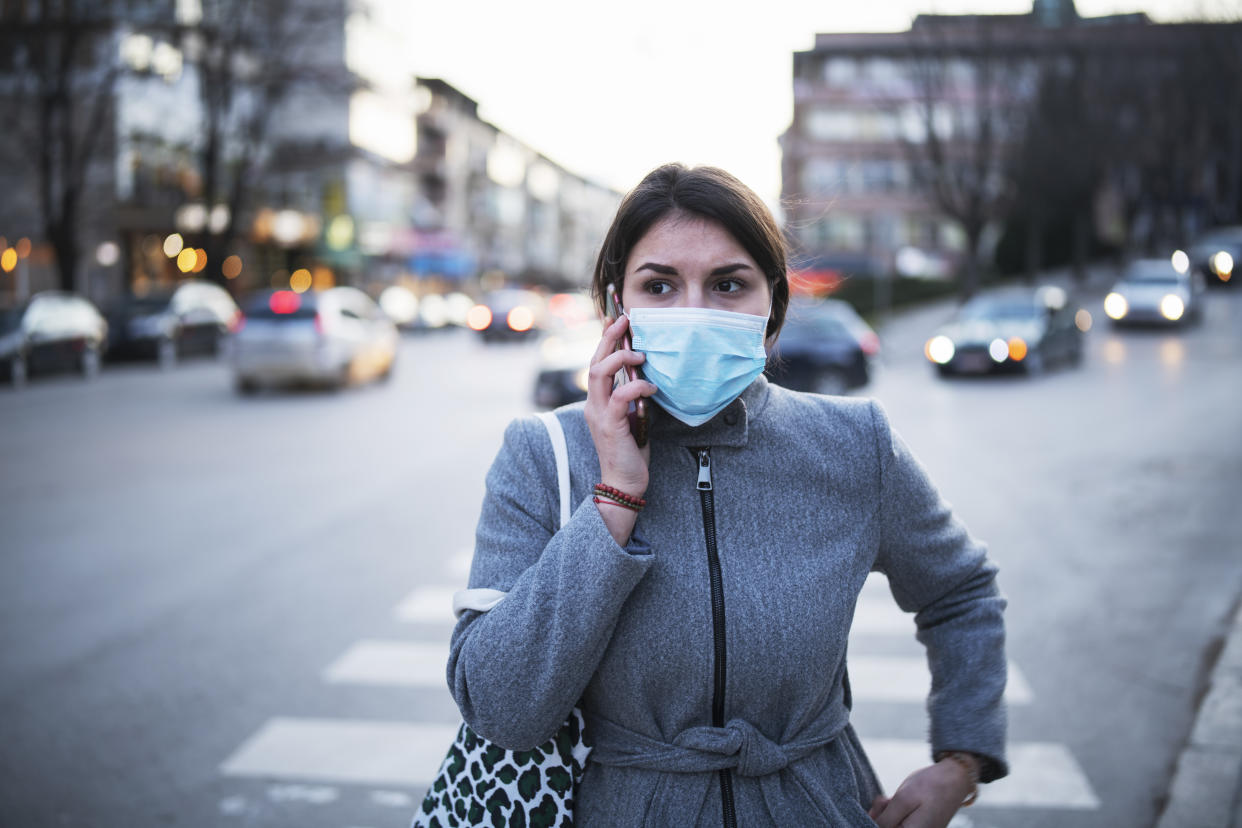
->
635, 262, 678, 275
634, 262, 755, 276
710, 263, 754, 276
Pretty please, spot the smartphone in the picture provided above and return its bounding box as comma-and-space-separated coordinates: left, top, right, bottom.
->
606, 285, 649, 447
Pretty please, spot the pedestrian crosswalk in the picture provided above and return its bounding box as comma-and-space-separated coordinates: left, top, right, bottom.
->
219, 553, 1100, 821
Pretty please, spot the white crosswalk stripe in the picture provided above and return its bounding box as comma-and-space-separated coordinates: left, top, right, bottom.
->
221, 718, 457, 788
865, 739, 1101, 809
319, 638, 1035, 705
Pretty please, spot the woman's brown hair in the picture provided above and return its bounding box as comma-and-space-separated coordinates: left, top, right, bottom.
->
591, 163, 789, 339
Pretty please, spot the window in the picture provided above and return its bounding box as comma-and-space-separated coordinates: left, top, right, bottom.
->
805, 108, 856, 142
824, 58, 857, 87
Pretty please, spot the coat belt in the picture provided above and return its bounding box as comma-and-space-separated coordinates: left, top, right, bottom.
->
586, 709, 859, 826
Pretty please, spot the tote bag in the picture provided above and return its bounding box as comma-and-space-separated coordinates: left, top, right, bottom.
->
412, 411, 591, 827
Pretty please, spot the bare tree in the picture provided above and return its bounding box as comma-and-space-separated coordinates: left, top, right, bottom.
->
183, 0, 353, 286
900, 16, 1035, 300
0, 2, 125, 292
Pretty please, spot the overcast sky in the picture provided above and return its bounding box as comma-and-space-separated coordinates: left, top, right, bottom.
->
361, 0, 1224, 208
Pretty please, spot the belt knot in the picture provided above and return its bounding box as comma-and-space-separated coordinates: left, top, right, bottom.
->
674, 719, 789, 777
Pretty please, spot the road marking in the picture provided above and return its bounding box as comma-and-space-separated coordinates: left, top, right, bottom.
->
222, 719, 1098, 809
393, 586, 458, 624
849, 656, 1034, 704
324, 640, 448, 687
220, 718, 457, 788
321, 640, 1032, 704
851, 599, 915, 635
864, 739, 1100, 809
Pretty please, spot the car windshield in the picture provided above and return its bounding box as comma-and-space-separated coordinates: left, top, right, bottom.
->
779, 307, 851, 342
1123, 264, 1179, 285
958, 298, 1039, 321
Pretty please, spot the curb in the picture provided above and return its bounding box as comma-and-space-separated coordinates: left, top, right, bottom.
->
1155, 601, 1242, 828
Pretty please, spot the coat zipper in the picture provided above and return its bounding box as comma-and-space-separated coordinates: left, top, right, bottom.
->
693, 447, 737, 828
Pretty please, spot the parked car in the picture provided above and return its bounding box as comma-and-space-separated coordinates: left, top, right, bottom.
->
106, 279, 240, 365
466, 289, 546, 342
533, 320, 602, 408
765, 297, 876, 394
0, 291, 109, 386
232, 287, 398, 393
925, 286, 1084, 376
1187, 225, 1240, 286
1103, 259, 1205, 326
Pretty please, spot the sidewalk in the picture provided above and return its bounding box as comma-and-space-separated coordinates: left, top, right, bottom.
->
1156, 599, 1242, 828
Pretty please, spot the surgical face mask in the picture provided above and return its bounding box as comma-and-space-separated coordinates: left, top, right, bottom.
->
627, 306, 769, 427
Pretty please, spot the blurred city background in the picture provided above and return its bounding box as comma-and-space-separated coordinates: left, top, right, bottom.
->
1, 0, 1240, 826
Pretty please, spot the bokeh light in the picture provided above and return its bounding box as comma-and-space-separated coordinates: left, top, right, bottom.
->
192, 249, 208, 273
164, 233, 184, 258
15, 237, 31, 258
1075, 309, 1093, 332
1, 248, 16, 272
1007, 337, 1028, 362
222, 255, 243, 279
1171, 250, 1189, 274
289, 268, 313, 293
467, 304, 492, 331
176, 247, 197, 272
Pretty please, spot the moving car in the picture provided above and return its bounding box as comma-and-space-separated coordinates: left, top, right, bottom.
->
533, 320, 602, 408
466, 289, 545, 342
765, 298, 877, 394
1103, 259, 1205, 326
925, 286, 1084, 376
106, 279, 240, 365
0, 291, 109, 386
232, 287, 398, 393
1187, 225, 1240, 286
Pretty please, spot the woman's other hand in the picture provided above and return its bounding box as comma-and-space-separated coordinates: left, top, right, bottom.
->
867, 757, 976, 828
584, 314, 658, 545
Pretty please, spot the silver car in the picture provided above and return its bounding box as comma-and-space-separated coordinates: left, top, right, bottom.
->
232, 287, 398, 393
1103, 259, 1206, 326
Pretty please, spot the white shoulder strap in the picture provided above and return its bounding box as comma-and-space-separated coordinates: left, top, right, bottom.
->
452, 413, 570, 619
535, 411, 572, 530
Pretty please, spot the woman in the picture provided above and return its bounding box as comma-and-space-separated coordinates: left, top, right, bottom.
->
448, 164, 1008, 827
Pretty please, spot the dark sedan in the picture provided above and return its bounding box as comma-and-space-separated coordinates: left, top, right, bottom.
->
0, 291, 109, 386
106, 279, 241, 366
466, 289, 546, 342
765, 298, 876, 395
1186, 225, 1239, 286
925, 286, 1084, 377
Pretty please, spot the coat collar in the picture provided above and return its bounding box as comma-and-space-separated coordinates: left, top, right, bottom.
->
648, 375, 771, 448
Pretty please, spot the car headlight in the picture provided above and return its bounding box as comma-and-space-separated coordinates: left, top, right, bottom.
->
1171, 250, 1189, 274
1160, 294, 1185, 321
988, 338, 1009, 363
1212, 251, 1233, 279
925, 335, 954, 364
1104, 292, 1128, 320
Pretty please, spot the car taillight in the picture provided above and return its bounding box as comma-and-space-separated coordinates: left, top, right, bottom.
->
860, 332, 880, 356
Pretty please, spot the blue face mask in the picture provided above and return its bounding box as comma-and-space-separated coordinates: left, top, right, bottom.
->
627, 306, 769, 427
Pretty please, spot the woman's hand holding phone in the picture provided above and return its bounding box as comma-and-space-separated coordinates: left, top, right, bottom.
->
584, 313, 658, 546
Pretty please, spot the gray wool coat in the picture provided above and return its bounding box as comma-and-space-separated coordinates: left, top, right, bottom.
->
448, 376, 1008, 827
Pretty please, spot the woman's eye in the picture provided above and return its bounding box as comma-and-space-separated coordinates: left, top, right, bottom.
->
715, 279, 742, 293
645, 281, 671, 295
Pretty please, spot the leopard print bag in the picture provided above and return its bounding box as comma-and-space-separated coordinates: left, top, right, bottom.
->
412, 412, 591, 828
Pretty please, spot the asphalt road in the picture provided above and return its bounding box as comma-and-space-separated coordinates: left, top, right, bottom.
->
1, 282, 1239, 828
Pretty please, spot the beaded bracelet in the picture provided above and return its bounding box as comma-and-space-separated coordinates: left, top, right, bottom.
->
934, 751, 980, 807
593, 484, 647, 509
593, 495, 641, 513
